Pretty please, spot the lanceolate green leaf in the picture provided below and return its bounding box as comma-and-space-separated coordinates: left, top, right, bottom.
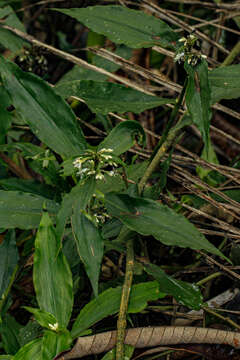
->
56, 177, 96, 245
13, 339, 42, 360
0, 314, 22, 354
71, 281, 164, 338
209, 64, 240, 103
55, 80, 175, 115
185, 60, 211, 151
0, 57, 87, 158
0, 191, 59, 229
98, 121, 145, 156
0, 6, 26, 52
33, 212, 73, 328
144, 263, 203, 310
0, 230, 18, 299
55, 6, 178, 49
105, 193, 225, 260
41, 330, 72, 360
23, 307, 59, 331
71, 213, 104, 297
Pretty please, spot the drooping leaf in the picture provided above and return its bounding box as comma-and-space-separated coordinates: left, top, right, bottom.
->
97, 121, 145, 156
71, 281, 164, 338
13, 339, 42, 360
0, 191, 59, 229
33, 211, 73, 328
41, 330, 72, 360
56, 177, 95, 244
105, 193, 226, 260
0, 57, 87, 158
54, 5, 178, 49
55, 80, 175, 115
0, 230, 18, 300
71, 213, 104, 297
23, 307, 60, 331
209, 64, 240, 103
185, 60, 211, 151
144, 263, 203, 310
0, 6, 26, 52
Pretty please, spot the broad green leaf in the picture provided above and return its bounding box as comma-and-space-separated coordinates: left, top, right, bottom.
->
144, 263, 203, 310
18, 320, 42, 347
105, 193, 225, 259
0, 57, 87, 158
57, 65, 107, 84
0, 356, 13, 359
209, 64, 240, 103
33, 212, 73, 328
56, 177, 95, 244
0, 191, 59, 229
13, 339, 42, 360
55, 80, 174, 114
23, 307, 60, 331
55, 6, 178, 49
0, 230, 18, 299
71, 281, 164, 338
0, 178, 56, 200
185, 60, 211, 150
0, 314, 21, 354
41, 330, 72, 360
98, 121, 145, 156
71, 213, 104, 297
96, 173, 125, 194
0, 6, 26, 52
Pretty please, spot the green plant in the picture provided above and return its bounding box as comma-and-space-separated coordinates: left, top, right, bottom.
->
0, 2, 240, 360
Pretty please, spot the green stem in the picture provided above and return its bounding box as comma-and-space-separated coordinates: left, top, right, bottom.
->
196, 271, 221, 286
202, 305, 240, 331
138, 80, 188, 195
221, 41, 240, 67
116, 238, 134, 360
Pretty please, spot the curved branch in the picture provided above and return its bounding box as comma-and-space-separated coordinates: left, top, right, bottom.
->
58, 326, 240, 359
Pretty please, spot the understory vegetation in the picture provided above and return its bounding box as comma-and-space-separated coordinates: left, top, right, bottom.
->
0, 1, 240, 359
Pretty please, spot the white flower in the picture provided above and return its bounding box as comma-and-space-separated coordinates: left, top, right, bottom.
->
98, 148, 113, 153
49, 322, 58, 331
96, 173, 104, 180
174, 52, 185, 63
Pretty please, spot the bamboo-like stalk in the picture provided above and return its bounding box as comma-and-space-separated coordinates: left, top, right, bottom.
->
57, 326, 240, 359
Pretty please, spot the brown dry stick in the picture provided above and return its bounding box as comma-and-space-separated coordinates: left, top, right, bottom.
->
58, 326, 240, 359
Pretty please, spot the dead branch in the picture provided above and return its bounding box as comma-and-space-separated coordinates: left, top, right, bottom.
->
57, 326, 240, 359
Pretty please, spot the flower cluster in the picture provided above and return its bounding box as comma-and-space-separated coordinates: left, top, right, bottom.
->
174, 34, 207, 66
73, 148, 117, 181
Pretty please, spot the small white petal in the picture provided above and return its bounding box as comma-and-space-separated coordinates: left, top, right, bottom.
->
49, 322, 58, 331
